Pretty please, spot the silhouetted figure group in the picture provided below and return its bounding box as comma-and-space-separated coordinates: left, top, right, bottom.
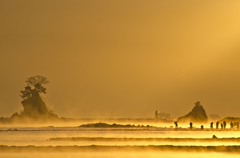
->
210, 121, 219, 129
173, 120, 240, 130
210, 121, 226, 130
208, 121, 240, 130
230, 121, 240, 130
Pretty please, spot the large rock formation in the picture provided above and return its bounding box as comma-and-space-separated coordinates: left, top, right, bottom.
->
10, 93, 58, 123
177, 101, 208, 123
20, 92, 58, 120
0, 76, 60, 124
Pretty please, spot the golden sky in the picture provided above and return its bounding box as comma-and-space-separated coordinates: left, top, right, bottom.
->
0, 0, 240, 118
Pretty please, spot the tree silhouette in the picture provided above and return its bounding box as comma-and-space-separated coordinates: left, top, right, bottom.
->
20, 75, 49, 99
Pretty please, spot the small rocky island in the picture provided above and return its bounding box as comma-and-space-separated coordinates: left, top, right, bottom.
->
177, 101, 208, 123
11, 76, 58, 122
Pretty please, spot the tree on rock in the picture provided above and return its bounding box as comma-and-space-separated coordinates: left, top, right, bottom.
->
19, 75, 58, 120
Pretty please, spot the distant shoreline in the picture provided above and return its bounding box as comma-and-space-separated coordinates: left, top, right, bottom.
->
48, 137, 240, 142
0, 145, 240, 153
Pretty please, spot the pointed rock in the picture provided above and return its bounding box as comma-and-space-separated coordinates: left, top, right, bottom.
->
177, 101, 208, 123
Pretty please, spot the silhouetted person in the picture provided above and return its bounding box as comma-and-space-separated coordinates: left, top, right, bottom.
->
210, 122, 213, 129
174, 121, 178, 128
190, 122, 193, 129
216, 121, 219, 129
201, 125, 204, 130
221, 123, 223, 130
230, 121, 233, 129
223, 121, 226, 130
155, 111, 158, 118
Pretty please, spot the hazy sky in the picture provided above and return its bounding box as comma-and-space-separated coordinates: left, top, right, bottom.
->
1, 0, 240, 118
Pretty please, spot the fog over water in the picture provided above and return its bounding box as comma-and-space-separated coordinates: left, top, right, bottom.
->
1, 126, 240, 146
1, 152, 240, 158
1, 0, 240, 157
1, 0, 240, 118
1, 124, 240, 157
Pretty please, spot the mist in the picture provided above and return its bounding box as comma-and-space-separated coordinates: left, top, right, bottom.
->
1, 152, 240, 158
1, 0, 240, 118
2, 1, 240, 157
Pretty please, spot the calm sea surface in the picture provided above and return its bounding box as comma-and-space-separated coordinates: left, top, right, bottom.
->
0, 126, 240, 158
